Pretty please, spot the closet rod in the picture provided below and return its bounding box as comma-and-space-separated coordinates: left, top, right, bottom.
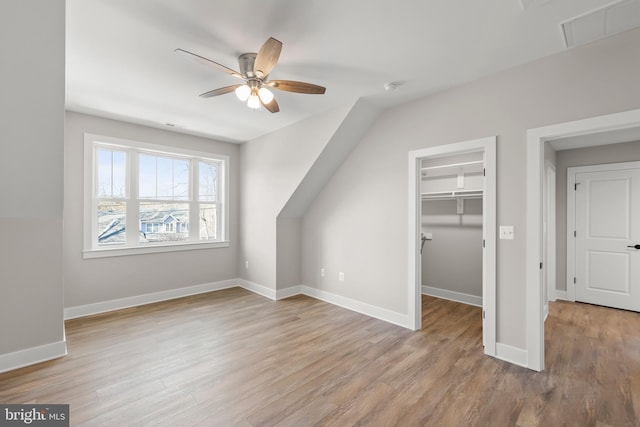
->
421, 189, 483, 197
422, 195, 483, 201
421, 160, 483, 172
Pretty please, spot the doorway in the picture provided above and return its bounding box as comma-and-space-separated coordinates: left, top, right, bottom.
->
420, 151, 484, 310
408, 136, 496, 357
526, 107, 640, 371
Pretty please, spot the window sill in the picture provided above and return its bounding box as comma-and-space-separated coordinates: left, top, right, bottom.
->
83, 241, 230, 259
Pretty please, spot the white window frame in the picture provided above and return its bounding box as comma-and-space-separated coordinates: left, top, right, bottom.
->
83, 133, 229, 258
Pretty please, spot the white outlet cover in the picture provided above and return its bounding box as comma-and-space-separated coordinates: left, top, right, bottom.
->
499, 226, 515, 240
339, 272, 345, 281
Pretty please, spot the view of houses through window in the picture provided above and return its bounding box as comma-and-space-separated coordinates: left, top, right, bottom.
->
89, 136, 225, 253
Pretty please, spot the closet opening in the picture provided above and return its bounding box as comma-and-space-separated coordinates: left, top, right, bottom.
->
421, 152, 484, 309
408, 137, 496, 357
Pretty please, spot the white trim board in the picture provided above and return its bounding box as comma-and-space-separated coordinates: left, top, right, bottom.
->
526, 107, 640, 372
237, 279, 277, 300
300, 286, 409, 328
422, 286, 483, 307
65, 280, 408, 330
495, 343, 528, 368
64, 279, 238, 319
0, 341, 67, 374
276, 285, 303, 300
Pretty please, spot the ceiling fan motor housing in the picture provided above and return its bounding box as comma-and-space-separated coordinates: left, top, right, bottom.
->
238, 53, 257, 79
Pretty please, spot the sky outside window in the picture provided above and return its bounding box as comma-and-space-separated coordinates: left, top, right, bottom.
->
97, 148, 126, 198
139, 154, 189, 200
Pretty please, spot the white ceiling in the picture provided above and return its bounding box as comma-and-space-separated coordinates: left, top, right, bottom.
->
66, 0, 638, 143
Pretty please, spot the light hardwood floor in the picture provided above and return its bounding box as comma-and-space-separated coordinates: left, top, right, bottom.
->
1, 288, 639, 426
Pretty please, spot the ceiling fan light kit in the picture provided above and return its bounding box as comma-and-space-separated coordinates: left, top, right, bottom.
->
176, 37, 326, 113
235, 84, 251, 101
247, 93, 261, 109
258, 87, 274, 104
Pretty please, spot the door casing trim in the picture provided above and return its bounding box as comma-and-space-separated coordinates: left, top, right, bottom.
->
526, 108, 640, 372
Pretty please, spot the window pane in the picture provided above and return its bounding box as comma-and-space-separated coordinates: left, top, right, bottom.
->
97, 148, 127, 198
157, 156, 173, 198
199, 203, 217, 240
138, 154, 156, 199
139, 202, 189, 243
139, 154, 189, 200
174, 159, 189, 200
97, 201, 126, 245
199, 161, 218, 201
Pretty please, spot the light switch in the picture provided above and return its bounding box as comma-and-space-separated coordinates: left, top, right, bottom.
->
499, 226, 515, 240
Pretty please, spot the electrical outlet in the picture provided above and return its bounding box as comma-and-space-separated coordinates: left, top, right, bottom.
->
339, 272, 345, 281
320, 268, 325, 277
245, 260, 249, 269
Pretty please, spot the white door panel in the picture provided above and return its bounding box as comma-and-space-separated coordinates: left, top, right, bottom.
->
575, 167, 640, 311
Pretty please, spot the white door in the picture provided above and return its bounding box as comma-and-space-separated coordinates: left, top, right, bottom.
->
574, 165, 640, 311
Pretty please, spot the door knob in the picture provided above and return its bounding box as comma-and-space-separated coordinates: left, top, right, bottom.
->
628, 244, 640, 249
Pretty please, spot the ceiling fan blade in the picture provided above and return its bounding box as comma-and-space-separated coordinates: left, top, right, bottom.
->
267, 80, 326, 94
199, 84, 243, 98
254, 37, 282, 79
175, 48, 243, 79
261, 96, 280, 113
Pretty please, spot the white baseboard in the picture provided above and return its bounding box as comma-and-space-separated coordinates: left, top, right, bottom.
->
237, 282, 409, 328
422, 286, 483, 307
0, 340, 67, 374
237, 279, 277, 300
495, 342, 528, 368
67, 278, 408, 330
555, 290, 568, 300
64, 279, 238, 319
300, 286, 409, 328
276, 285, 302, 300
544, 303, 549, 321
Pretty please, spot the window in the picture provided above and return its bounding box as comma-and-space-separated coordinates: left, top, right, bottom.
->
84, 134, 229, 258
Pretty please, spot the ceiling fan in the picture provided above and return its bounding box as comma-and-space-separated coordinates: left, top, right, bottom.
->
176, 37, 326, 113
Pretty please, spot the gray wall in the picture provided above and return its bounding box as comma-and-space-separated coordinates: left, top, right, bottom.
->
276, 217, 302, 289
0, 1, 65, 355
555, 140, 640, 292
239, 104, 353, 290
64, 112, 240, 308
421, 199, 483, 297
301, 28, 640, 349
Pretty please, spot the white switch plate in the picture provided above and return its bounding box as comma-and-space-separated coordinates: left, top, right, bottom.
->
499, 226, 515, 240
339, 272, 345, 281
245, 260, 249, 269
320, 268, 325, 277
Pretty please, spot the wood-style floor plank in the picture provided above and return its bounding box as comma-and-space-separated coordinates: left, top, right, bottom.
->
1, 288, 639, 426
